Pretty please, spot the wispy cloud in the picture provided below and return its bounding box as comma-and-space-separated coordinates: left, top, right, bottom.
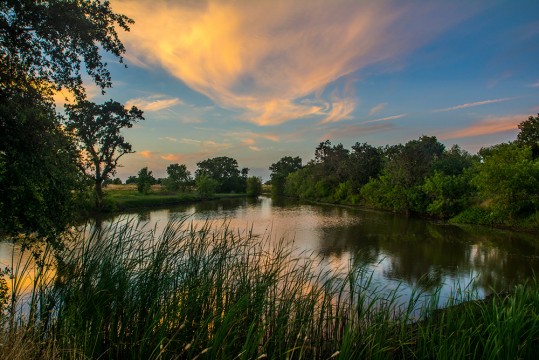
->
368, 103, 387, 116
115, 0, 471, 126
439, 114, 524, 140
163, 136, 178, 143
224, 131, 280, 143
126, 95, 182, 112
434, 97, 514, 112
530, 80, 539, 88
363, 114, 406, 124
322, 123, 393, 140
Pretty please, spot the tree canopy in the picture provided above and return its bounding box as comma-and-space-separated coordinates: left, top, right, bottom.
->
1, 0, 133, 239
195, 156, 247, 193
65, 99, 144, 208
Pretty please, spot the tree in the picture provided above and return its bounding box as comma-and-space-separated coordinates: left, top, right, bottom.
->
348, 142, 384, 188
163, 163, 192, 192
196, 175, 219, 199
0, 0, 133, 239
0, 95, 82, 241
137, 167, 155, 194
65, 100, 144, 208
516, 114, 539, 158
269, 156, 302, 196
1, 0, 133, 99
195, 156, 246, 193
474, 143, 539, 221
246, 176, 262, 197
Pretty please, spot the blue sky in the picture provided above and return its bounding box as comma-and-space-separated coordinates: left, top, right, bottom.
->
71, 0, 539, 180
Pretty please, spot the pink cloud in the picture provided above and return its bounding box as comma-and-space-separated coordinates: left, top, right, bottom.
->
439, 114, 525, 140
368, 103, 387, 116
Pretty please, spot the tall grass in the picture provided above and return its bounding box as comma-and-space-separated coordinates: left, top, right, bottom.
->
1, 218, 538, 359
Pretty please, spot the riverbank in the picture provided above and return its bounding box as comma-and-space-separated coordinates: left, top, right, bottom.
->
97, 184, 251, 212
1, 219, 537, 359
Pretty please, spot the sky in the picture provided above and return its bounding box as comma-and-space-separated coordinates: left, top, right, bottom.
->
75, 0, 539, 181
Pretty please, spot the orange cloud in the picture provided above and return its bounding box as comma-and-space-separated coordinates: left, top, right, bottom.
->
161, 153, 184, 162
439, 114, 525, 140
139, 150, 157, 159
114, 0, 470, 125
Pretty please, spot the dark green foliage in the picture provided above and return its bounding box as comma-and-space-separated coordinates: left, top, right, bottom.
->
163, 163, 192, 192
125, 175, 137, 184
0, 95, 81, 241
348, 142, 384, 188
474, 143, 539, 221
196, 174, 219, 199
269, 155, 302, 196
136, 167, 155, 194
0, 0, 133, 99
0, 0, 133, 238
195, 156, 247, 193
246, 176, 262, 197
516, 114, 539, 158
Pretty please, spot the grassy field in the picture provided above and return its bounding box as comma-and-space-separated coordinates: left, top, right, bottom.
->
102, 184, 249, 211
1, 219, 538, 359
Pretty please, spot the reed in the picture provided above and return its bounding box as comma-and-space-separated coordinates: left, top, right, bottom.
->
1, 219, 538, 359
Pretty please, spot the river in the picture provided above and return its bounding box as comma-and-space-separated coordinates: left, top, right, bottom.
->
2, 195, 539, 307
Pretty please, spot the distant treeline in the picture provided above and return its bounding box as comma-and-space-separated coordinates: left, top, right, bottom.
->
269, 114, 539, 229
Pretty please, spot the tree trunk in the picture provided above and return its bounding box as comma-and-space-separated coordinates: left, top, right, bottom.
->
95, 179, 104, 209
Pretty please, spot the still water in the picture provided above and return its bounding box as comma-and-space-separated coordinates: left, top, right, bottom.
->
92, 196, 539, 304
2, 196, 538, 306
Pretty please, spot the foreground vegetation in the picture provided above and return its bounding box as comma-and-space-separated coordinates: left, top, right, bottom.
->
1, 220, 538, 359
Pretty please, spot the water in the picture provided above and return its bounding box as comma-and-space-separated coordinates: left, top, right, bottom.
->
2, 195, 539, 307
91, 196, 539, 303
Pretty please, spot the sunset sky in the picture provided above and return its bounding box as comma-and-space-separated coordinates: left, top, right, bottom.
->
78, 0, 539, 180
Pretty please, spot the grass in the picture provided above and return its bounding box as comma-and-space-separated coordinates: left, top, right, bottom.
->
1, 219, 539, 359
102, 185, 249, 211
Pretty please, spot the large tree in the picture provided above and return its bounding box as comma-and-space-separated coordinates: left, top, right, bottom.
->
65, 100, 144, 208
0, 0, 133, 239
269, 156, 302, 196
195, 156, 246, 193
163, 163, 192, 192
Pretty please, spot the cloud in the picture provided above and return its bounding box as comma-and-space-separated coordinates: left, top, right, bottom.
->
114, 0, 471, 125
139, 150, 157, 158
163, 136, 178, 143
363, 114, 406, 124
439, 114, 525, 140
224, 131, 280, 142
531, 80, 539, 88
434, 97, 514, 112
368, 103, 387, 116
161, 153, 184, 162
322, 123, 393, 140
126, 95, 182, 111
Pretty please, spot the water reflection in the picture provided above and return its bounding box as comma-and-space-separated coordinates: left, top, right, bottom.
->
84, 196, 539, 303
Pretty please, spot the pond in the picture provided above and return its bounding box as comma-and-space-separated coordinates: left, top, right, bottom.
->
2, 195, 539, 307
92, 196, 539, 303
